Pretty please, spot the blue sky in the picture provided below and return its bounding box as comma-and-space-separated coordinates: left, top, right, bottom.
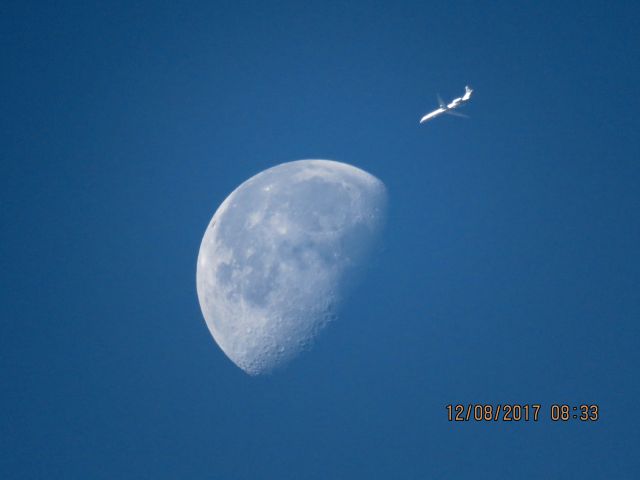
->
2, 1, 639, 478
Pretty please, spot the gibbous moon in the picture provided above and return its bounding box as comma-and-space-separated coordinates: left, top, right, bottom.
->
196, 159, 387, 375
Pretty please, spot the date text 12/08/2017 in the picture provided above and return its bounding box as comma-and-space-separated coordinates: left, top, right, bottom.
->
446, 404, 599, 422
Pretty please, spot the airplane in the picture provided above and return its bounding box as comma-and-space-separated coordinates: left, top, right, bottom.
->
419, 85, 473, 124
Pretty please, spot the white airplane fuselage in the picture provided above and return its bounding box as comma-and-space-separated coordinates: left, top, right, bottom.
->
420, 86, 473, 123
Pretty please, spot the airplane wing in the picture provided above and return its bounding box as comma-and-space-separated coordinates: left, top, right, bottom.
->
436, 93, 446, 108
444, 110, 469, 119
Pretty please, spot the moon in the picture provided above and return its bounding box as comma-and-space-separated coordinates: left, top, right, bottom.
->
196, 159, 387, 375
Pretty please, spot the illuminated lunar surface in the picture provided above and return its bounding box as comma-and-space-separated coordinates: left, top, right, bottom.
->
196, 159, 387, 375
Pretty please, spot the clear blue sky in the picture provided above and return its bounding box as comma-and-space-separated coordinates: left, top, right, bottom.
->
2, 1, 639, 478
